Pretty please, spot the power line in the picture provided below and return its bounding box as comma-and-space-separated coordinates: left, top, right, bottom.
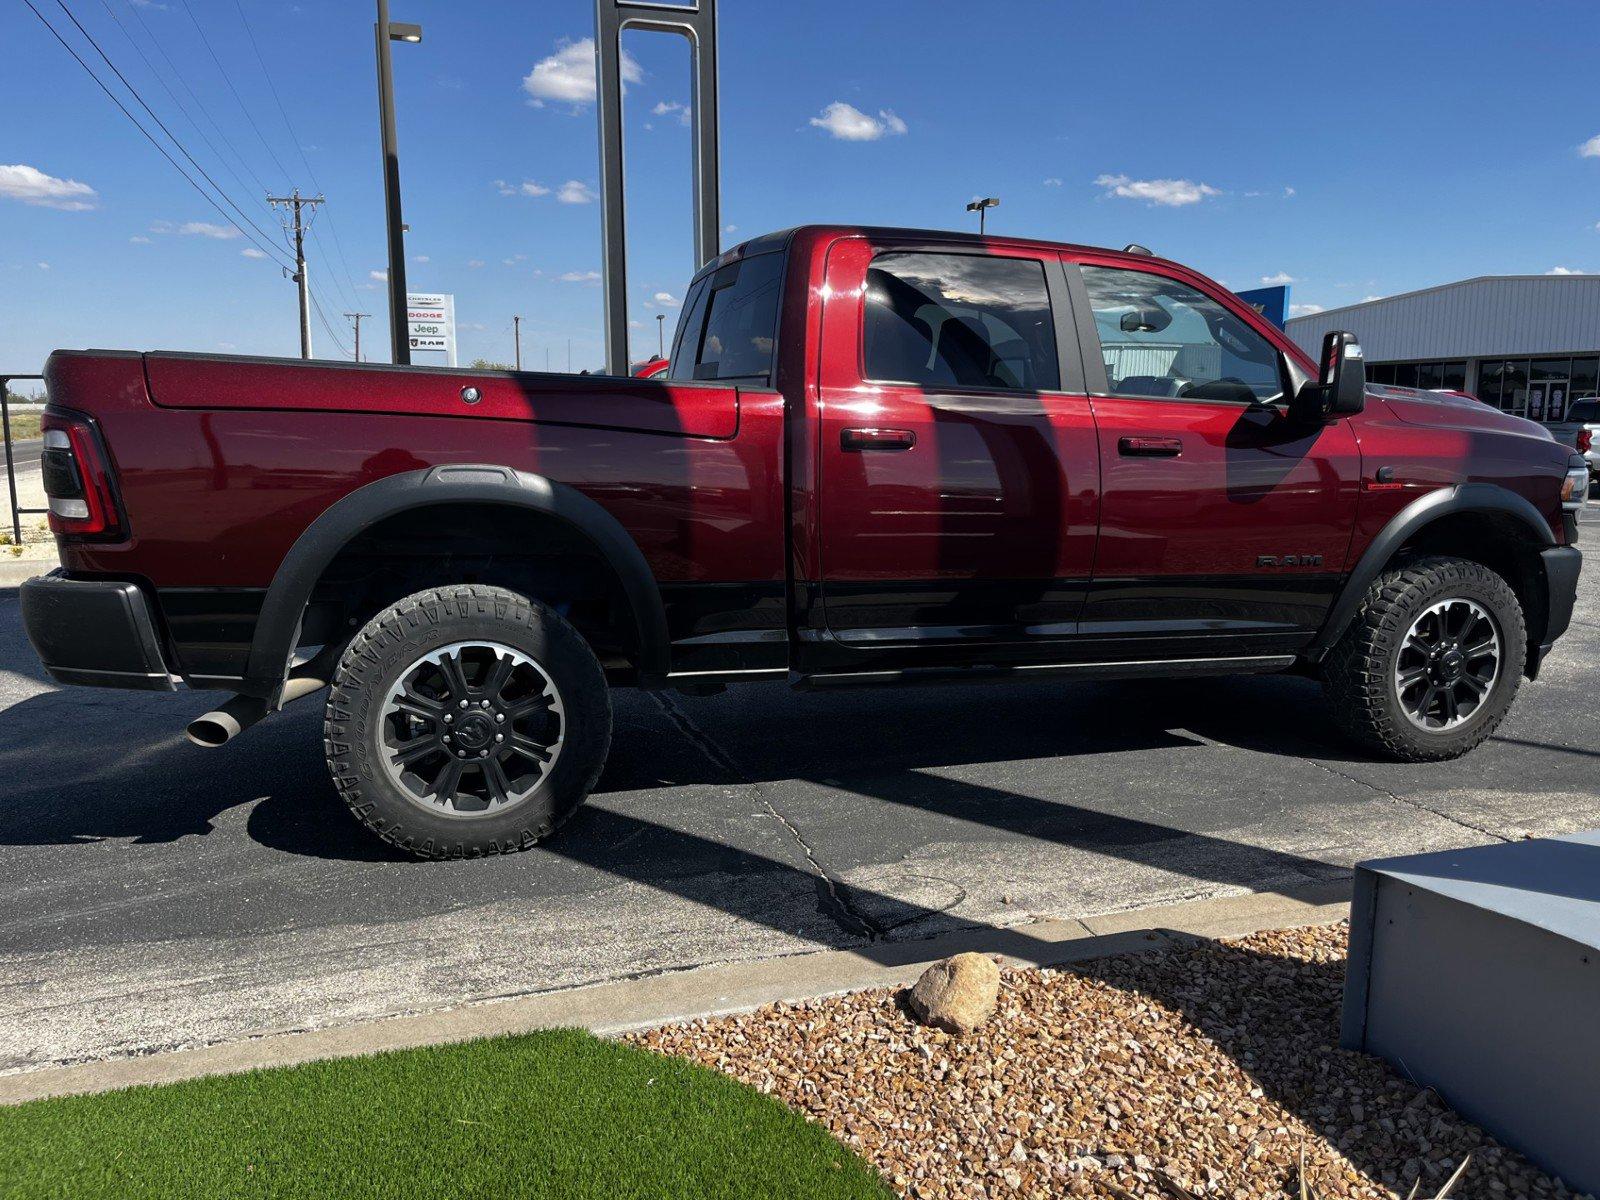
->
49, 0, 293, 270
175, 0, 293, 185
122, 0, 274, 200
228, 0, 364, 312
22, 0, 293, 271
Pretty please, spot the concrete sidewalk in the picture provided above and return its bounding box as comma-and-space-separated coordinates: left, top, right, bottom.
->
0, 880, 1350, 1105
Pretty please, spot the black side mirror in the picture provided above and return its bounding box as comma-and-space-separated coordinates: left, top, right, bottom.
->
1290, 330, 1366, 423
1119, 305, 1171, 334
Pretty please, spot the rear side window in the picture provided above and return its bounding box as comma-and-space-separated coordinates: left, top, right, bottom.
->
1567, 398, 1600, 423
667, 251, 784, 383
864, 252, 1060, 391
1081, 265, 1284, 403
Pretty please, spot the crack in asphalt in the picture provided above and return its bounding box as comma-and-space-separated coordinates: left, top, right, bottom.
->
647, 692, 887, 941
1304, 760, 1512, 843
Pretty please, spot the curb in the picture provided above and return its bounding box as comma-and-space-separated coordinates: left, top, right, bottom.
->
0, 558, 53, 587
0, 880, 1350, 1106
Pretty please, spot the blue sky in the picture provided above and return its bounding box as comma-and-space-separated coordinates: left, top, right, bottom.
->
4, 0, 1599, 377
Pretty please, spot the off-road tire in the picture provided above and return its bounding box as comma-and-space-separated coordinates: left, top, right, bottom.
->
325, 585, 611, 859
1323, 555, 1525, 762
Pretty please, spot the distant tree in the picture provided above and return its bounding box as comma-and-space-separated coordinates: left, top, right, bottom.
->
469, 358, 514, 371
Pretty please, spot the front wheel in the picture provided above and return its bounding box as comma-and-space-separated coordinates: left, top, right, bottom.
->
1322, 555, 1526, 761
325, 585, 612, 859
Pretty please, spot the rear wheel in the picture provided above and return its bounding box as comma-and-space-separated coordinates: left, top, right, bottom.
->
325, 585, 611, 858
1323, 555, 1526, 761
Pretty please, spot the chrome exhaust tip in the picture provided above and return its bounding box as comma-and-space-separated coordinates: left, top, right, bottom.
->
185, 695, 269, 748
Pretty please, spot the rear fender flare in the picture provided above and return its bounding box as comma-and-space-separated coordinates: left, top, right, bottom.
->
1306, 482, 1554, 661
242, 464, 669, 696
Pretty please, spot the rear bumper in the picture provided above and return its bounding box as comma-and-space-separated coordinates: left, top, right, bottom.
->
1537, 544, 1582, 664
19, 570, 177, 691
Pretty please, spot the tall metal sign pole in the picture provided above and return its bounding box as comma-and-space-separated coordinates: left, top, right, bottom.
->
375, 0, 420, 365
595, 0, 720, 376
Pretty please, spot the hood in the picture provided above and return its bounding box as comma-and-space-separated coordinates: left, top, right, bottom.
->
1366, 383, 1553, 441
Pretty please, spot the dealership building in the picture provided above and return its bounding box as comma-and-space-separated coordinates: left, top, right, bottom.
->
1286, 274, 1600, 425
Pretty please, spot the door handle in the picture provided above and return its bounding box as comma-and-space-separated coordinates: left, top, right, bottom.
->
1118, 436, 1182, 457
841, 427, 916, 451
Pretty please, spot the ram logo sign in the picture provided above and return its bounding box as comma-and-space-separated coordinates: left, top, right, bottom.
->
1257, 553, 1323, 568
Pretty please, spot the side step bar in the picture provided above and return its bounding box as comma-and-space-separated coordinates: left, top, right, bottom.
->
795, 654, 1298, 691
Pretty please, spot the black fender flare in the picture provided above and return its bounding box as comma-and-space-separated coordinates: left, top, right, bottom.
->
242, 464, 670, 695
1305, 482, 1554, 661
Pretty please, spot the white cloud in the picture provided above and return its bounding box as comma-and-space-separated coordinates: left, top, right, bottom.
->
1547, 266, 1587, 275
129, 235, 152, 244
370, 269, 387, 282
1259, 271, 1295, 285
36, 262, 49, 270
652, 100, 691, 125
240, 248, 266, 259
556, 179, 597, 204
1361, 294, 1384, 302
652, 291, 679, 307
724, 223, 738, 234
560, 270, 601, 283
1042, 177, 1063, 187
808, 101, 908, 142
522, 38, 639, 107
179, 221, 240, 240
1284, 186, 1296, 197
1289, 303, 1324, 316
467, 259, 486, 269
1095, 174, 1221, 206
496, 179, 551, 198
414, 254, 429, 263
1579, 134, 1600, 158
0, 164, 98, 211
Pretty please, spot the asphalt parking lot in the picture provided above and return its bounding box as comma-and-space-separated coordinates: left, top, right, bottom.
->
3, 513, 1598, 1076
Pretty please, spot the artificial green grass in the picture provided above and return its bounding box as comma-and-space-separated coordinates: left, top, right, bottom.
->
0, 1029, 894, 1200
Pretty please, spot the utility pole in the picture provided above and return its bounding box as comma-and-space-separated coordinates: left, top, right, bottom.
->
267, 189, 325, 359
513, 315, 522, 371
345, 311, 371, 362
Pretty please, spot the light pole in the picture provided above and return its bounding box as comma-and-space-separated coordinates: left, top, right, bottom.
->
513, 315, 523, 371
656, 312, 665, 358
375, 2, 421, 364
966, 196, 999, 235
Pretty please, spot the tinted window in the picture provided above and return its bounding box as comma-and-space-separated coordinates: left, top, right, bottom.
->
1442, 361, 1467, 391
1081, 266, 1283, 403
668, 252, 783, 383
1567, 399, 1600, 423
864, 252, 1060, 391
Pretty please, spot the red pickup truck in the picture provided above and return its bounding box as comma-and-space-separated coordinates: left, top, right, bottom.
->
22, 225, 1585, 859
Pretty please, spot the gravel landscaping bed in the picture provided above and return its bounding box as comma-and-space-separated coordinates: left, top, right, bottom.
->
632, 924, 1581, 1200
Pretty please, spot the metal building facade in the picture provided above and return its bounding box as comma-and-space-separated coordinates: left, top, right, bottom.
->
1285, 275, 1600, 423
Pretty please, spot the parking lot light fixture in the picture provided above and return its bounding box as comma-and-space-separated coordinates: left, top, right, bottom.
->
966, 196, 1000, 235
375, 0, 420, 364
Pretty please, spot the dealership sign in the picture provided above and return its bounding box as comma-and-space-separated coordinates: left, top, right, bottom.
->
406, 292, 457, 364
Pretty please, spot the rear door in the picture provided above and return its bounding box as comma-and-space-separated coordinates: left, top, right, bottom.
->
1067, 256, 1360, 660
811, 238, 1099, 669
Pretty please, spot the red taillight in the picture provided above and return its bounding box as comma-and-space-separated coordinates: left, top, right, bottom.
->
1579, 429, 1592, 454
41, 414, 122, 539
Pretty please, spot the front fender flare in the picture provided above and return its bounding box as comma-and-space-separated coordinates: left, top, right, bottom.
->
1305, 482, 1554, 662
242, 464, 670, 696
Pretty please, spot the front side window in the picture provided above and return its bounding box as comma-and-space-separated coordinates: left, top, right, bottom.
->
864, 252, 1060, 391
668, 251, 783, 383
1081, 265, 1284, 403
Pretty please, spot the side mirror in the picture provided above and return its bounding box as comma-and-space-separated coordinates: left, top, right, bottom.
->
1290, 330, 1366, 423
1119, 305, 1172, 334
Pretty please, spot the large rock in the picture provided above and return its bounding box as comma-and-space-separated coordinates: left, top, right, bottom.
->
906, 953, 1000, 1034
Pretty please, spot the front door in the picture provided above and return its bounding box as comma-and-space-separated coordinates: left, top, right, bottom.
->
811, 238, 1099, 669
1069, 257, 1361, 660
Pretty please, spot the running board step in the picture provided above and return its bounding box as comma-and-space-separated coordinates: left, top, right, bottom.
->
795, 655, 1298, 691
